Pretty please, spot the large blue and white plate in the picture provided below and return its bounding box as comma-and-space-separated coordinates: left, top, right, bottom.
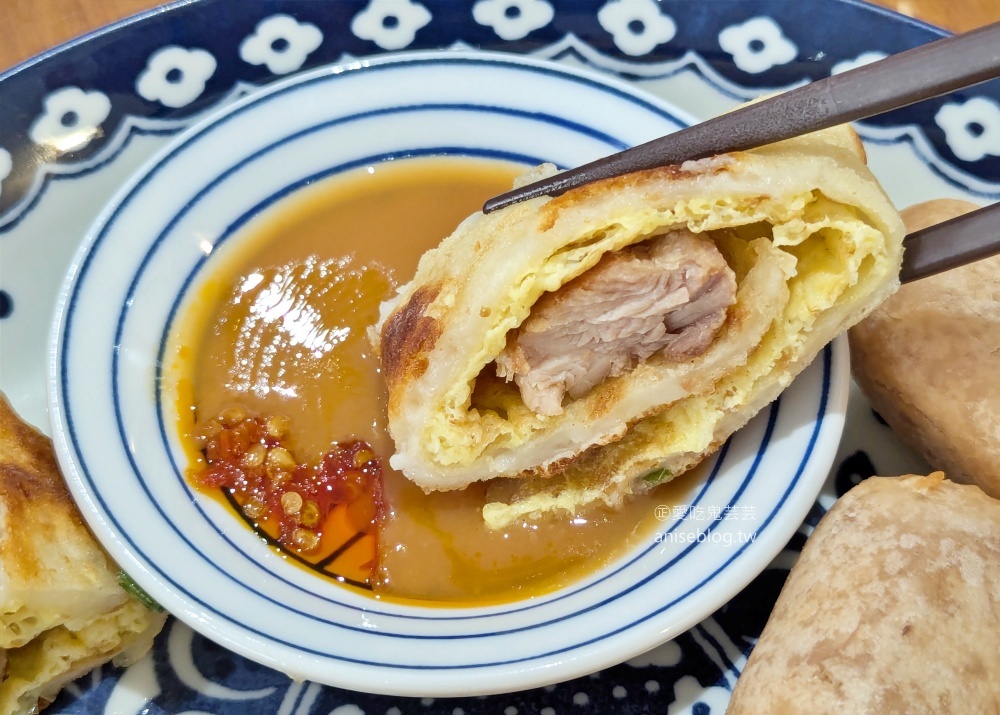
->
2, 1, 999, 713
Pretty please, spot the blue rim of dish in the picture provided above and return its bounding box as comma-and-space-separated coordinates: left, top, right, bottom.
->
55, 56, 840, 666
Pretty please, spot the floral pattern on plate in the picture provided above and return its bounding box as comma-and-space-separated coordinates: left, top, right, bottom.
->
597, 0, 677, 56
350, 0, 433, 50
935, 96, 1000, 162
239, 14, 324, 75
2, 0, 1000, 227
28, 86, 111, 154
717, 17, 797, 74
1, 0, 999, 228
0, 148, 11, 192
473, 0, 555, 41
136, 45, 218, 108
0, 0, 996, 713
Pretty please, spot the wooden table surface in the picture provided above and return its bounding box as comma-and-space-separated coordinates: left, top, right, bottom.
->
3, 0, 1000, 74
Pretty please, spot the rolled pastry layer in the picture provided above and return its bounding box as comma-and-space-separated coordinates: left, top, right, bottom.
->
728, 473, 1000, 713
0, 395, 167, 715
373, 124, 904, 528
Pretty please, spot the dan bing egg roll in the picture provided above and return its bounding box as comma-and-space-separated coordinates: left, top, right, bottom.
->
0, 395, 167, 714
372, 124, 904, 528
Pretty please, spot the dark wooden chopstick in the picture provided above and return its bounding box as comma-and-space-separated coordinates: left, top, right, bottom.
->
900, 202, 1000, 283
483, 21, 1000, 214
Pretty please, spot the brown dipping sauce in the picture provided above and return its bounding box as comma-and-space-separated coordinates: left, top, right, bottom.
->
172, 156, 697, 606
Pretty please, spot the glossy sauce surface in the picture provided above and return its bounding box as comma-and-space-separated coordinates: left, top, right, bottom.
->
174, 156, 696, 605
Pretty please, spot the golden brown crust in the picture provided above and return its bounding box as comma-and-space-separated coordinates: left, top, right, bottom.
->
849, 199, 1000, 498
539, 125, 866, 230
728, 473, 1000, 714
380, 284, 443, 392
0, 394, 167, 714
539, 159, 734, 231
0, 396, 86, 588
0, 464, 80, 586
0, 396, 61, 482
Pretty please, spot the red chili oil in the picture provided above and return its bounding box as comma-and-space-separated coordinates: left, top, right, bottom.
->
189, 407, 383, 587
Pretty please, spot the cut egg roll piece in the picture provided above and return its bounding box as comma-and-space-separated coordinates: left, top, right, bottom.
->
372, 123, 904, 528
0, 394, 167, 714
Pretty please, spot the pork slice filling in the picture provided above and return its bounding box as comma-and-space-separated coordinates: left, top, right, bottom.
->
495, 230, 738, 416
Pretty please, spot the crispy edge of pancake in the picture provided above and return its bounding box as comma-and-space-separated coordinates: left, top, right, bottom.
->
0, 394, 167, 714
0, 395, 124, 647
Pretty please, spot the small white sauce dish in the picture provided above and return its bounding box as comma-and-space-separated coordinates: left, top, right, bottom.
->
47, 50, 847, 696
